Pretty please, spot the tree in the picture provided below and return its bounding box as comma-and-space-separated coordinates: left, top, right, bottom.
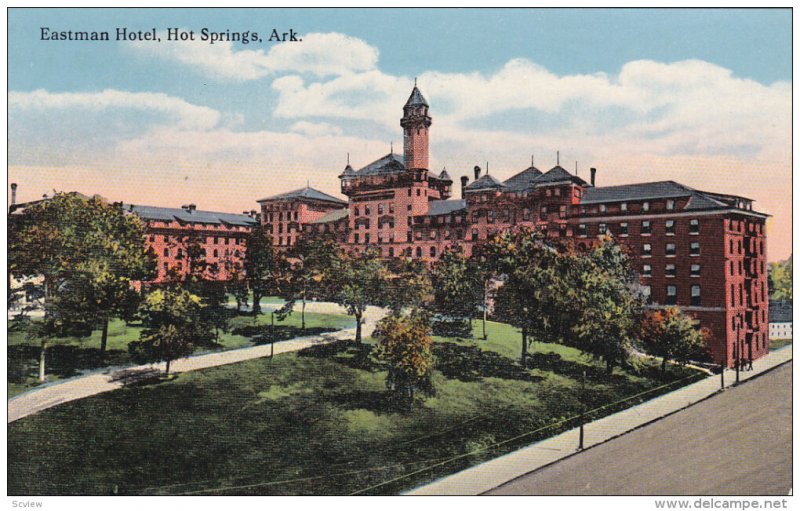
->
279, 238, 340, 328
641, 307, 709, 375
132, 288, 213, 375
328, 247, 388, 343
9, 192, 156, 357
373, 313, 435, 407
769, 256, 792, 302
566, 238, 645, 374
478, 228, 566, 361
383, 257, 434, 316
429, 246, 483, 336
244, 224, 285, 316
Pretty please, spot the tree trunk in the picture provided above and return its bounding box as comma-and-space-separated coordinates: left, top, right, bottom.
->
165, 358, 171, 376
521, 327, 528, 363
355, 313, 362, 343
100, 316, 110, 354
252, 290, 262, 316
39, 340, 47, 382
301, 298, 306, 330
661, 356, 668, 375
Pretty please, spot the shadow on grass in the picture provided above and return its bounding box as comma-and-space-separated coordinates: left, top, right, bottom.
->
8, 345, 130, 383
433, 343, 543, 383
232, 324, 336, 344
526, 351, 632, 385
298, 340, 379, 372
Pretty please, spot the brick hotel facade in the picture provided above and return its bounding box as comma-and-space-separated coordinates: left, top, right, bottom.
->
10, 85, 770, 367
257, 85, 770, 367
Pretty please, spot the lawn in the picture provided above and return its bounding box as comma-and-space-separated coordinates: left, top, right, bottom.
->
769, 338, 793, 351
8, 318, 704, 496
7, 305, 354, 398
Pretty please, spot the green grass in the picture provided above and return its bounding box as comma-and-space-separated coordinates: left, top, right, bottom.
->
7, 308, 354, 398
769, 338, 793, 351
8, 319, 703, 496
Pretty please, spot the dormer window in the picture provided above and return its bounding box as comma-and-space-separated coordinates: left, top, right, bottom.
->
642, 202, 650, 212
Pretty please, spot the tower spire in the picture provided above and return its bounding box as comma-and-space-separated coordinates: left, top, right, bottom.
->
347, 152, 350, 165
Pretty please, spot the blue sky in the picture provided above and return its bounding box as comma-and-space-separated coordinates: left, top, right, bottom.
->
7, 8, 793, 259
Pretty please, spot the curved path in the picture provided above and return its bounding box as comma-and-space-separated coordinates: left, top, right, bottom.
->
8, 302, 386, 424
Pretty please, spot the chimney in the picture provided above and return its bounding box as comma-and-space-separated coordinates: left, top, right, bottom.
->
460, 176, 469, 199
10, 183, 17, 206
183, 203, 197, 213
590, 167, 597, 187
473, 165, 481, 180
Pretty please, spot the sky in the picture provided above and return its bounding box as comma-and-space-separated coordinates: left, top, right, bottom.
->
7, 7, 793, 261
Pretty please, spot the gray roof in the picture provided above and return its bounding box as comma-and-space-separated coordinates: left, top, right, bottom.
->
341, 164, 356, 177
769, 300, 792, 323
504, 165, 543, 191
533, 165, 587, 186
581, 181, 695, 204
684, 192, 728, 210
425, 199, 467, 216
465, 174, 508, 191
310, 208, 349, 224
126, 204, 257, 227
438, 169, 453, 182
405, 86, 429, 107
352, 153, 406, 176
257, 186, 346, 205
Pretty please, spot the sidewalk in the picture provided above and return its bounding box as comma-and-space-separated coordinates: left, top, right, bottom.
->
407, 346, 793, 495
8, 303, 385, 424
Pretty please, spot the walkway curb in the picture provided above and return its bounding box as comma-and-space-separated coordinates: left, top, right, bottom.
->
406, 346, 792, 495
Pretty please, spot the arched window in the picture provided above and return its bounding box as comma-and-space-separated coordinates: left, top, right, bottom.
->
430, 246, 437, 257
416, 247, 422, 258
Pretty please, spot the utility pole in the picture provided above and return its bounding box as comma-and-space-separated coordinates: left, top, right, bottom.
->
482, 279, 488, 340
578, 370, 586, 451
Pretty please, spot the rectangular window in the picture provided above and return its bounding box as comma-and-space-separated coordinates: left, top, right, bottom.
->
666, 264, 676, 277
641, 221, 651, 235
365, 234, 370, 244
487, 210, 495, 224
354, 233, 359, 244
598, 223, 607, 234
642, 264, 652, 277
378, 204, 384, 215
642, 201, 650, 212
620, 222, 628, 235
667, 199, 675, 210
540, 206, 547, 221
599, 204, 607, 213
691, 285, 701, 306
472, 229, 479, 241
666, 243, 676, 256
621, 202, 627, 212
559, 205, 567, 219
578, 224, 587, 236
522, 208, 530, 221
689, 219, 699, 234
666, 285, 677, 305
690, 242, 700, 256
472, 211, 479, 224
691, 264, 700, 277
407, 232, 413, 242
665, 220, 675, 235
643, 243, 652, 256
503, 209, 510, 222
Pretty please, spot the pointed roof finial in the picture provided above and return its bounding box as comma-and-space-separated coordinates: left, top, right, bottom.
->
531, 154, 534, 167
414, 77, 417, 87
390, 141, 394, 154
347, 152, 350, 165
306, 179, 310, 188
486, 161, 489, 175
557, 150, 560, 166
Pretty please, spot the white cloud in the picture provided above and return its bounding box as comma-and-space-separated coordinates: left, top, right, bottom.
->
130, 32, 378, 81
289, 121, 343, 137
9, 88, 220, 130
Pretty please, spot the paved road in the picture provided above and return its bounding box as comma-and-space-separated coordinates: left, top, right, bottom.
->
8, 302, 386, 423
487, 363, 792, 496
